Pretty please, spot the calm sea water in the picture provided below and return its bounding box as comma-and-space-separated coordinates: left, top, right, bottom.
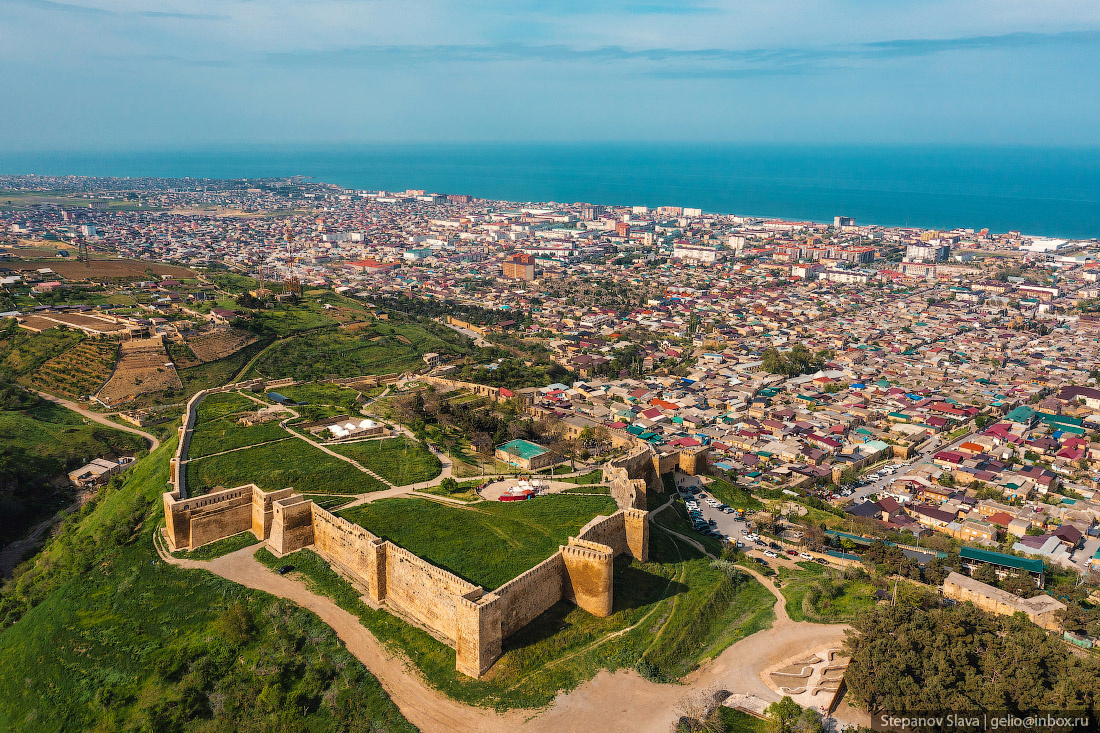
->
2, 144, 1099, 238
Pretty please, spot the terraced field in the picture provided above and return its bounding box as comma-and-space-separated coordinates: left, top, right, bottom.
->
96, 337, 182, 405
28, 338, 118, 399
185, 327, 257, 362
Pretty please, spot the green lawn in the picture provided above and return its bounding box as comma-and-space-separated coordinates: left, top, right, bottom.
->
186, 438, 387, 496
561, 485, 611, 494
260, 513, 775, 710
0, 438, 414, 732
340, 494, 618, 589
267, 382, 362, 412
188, 393, 289, 458
331, 436, 442, 486
705, 478, 765, 511
776, 562, 878, 623
302, 494, 357, 511
418, 479, 483, 502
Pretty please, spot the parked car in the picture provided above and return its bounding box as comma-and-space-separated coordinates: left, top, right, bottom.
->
786, 549, 797, 556
277, 565, 294, 575
815, 558, 828, 564
754, 557, 768, 566
799, 552, 813, 560
763, 550, 778, 558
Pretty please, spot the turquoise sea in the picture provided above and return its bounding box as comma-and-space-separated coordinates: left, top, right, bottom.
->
2, 144, 1099, 238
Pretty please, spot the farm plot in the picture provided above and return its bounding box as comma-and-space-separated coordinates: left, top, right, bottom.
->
28, 338, 118, 399
96, 337, 182, 405
185, 328, 257, 363
1, 258, 193, 280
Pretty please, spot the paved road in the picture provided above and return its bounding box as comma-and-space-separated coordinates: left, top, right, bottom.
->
31, 388, 160, 451
673, 473, 821, 572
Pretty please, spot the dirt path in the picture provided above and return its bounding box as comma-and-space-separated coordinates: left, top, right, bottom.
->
31, 389, 160, 451
236, 391, 396, 489
155, 509, 862, 733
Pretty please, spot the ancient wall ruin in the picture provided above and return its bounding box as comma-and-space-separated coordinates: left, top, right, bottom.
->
419, 374, 504, 401
494, 554, 566, 636
605, 447, 659, 510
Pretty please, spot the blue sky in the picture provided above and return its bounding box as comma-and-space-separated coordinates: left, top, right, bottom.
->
1, 0, 1098, 148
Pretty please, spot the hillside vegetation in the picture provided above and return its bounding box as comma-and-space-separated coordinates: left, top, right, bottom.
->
0, 384, 145, 548
0, 437, 415, 732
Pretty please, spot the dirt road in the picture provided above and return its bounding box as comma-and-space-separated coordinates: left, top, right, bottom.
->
157, 530, 862, 733
31, 389, 160, 451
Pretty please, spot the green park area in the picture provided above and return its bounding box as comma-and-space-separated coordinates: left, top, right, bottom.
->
186, 437, 387, 495
187, 391, 289, 458
331, 436, 442, 486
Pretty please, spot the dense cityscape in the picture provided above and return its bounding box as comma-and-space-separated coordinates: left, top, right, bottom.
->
2, 175, 1100, 732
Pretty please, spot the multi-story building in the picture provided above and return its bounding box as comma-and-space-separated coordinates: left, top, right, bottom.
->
503, 253, 536, 281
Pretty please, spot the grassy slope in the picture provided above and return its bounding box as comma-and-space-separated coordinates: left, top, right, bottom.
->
0, 438, 415, 732
0, 323, 84, 380
340, 494, 618, 589
187, 438, 388, 496
331, 436, 442, 486
705, 478, 765, 511
776, 562, 877, 623
245, 319, 468, 382
0, 400, 146, 546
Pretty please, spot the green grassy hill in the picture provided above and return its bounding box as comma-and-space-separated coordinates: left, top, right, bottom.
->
0, 386, 146, 547
0, 437, 415, 732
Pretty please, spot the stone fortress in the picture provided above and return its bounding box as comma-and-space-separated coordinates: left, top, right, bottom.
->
163, 379, 681, 678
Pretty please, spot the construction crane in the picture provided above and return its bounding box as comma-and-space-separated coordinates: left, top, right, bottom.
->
76, 237, 90, 266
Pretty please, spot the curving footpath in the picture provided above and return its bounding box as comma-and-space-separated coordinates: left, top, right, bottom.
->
32, 388, 161, 451
155, 513, 867, 733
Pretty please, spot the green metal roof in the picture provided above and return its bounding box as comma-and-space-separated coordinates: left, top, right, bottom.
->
960, 546, 1044, 574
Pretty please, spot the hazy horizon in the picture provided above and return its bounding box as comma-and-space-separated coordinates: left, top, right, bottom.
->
3, 1, 1099, 150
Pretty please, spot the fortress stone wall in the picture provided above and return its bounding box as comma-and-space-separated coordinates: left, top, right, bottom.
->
163, 482, 648, 677
605, 447, 659, 510
419, 374, 505, 402
164, 382, 662, 678
494, 554, 567, 636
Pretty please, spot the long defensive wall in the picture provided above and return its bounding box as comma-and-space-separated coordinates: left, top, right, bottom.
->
167, 378, 661, 677
163, 483, 647, 677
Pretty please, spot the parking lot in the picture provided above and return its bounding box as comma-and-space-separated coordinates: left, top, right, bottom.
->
672, 472, 825, 572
